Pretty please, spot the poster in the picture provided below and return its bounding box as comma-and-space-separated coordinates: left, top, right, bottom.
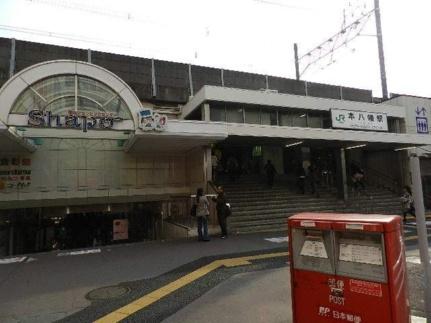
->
0, 157, 31, 190
300, 239, 328, 258
113, 219, 129, 240
339, 243, 383, 265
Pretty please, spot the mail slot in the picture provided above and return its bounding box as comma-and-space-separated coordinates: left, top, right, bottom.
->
288, 213, 409, 323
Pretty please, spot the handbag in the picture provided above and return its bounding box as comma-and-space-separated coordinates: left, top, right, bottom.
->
225, 203, 232, 217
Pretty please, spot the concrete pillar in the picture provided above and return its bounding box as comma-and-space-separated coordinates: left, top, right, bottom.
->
335, 148, 348, 200
201, 103, 210, 122
204, 146, 212, 185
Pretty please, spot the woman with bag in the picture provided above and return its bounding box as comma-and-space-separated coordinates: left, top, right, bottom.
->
195, 188, 210, 241
400, 185, 415, 223
212, 186, 230, 239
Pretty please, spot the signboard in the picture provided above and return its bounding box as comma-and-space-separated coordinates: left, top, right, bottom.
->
0, 157, 31, 190
113, 219, 129, 240
415, 107, 429, 134
331, 109, 388, 131
27, 109, 122, 132
138, 108, 167, 131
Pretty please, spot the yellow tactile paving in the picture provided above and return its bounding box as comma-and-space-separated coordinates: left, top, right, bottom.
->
93, 251, 288, 323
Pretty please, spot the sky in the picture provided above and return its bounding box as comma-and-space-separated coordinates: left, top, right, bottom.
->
0, 0, 430, 98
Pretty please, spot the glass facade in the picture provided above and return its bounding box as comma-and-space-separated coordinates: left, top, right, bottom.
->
11, 75, 132, 120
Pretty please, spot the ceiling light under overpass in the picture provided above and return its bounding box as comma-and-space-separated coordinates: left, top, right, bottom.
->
394, 146, 417, 151
345, 144, 366, 150
285, 141, 303, 148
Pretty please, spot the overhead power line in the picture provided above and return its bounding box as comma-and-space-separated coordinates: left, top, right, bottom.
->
297, 8, 375, 78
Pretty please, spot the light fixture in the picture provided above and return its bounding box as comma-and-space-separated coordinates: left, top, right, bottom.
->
299, 114, 306, 118
345, 144, 366, 150
285, 141, 303, 148
394, 146, 417, 151
107, 204, 111, 213
66, 206, 70, 215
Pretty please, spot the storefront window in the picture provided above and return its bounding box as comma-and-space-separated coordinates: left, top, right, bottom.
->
11, 75, 132, 120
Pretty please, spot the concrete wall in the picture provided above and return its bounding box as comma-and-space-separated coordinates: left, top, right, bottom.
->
186, 147, 206, 193
0, 138, 194, 209
387, 95, 431, 135
0, 37, 374, 105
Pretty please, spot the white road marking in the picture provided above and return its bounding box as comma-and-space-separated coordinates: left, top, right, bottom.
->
264, 237, 288, 243
0, 256, 27, 264
57, 248, 101, 257
25, 257, 37, 263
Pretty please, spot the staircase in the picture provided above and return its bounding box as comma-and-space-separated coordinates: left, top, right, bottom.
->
224, 180, 402, 234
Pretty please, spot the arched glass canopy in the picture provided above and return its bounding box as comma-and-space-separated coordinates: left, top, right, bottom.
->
11, 75, 132, 120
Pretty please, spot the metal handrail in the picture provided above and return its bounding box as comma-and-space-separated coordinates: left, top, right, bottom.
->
349, 161, 399, 192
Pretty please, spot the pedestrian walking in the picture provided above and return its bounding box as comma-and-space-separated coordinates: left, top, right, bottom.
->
308, 163, 320, 197
227, 156, 239, 182
400, 185, 415, 223
351, 163, 365, 194
212, 186, 230, 239
264, 160, 277, 187
195, 188, 210, 241
296, 163, 306, 194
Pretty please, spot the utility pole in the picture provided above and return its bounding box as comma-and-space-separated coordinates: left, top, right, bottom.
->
294, 43, 300, 81
374, 0, 388, 99
410, 150, 431, 322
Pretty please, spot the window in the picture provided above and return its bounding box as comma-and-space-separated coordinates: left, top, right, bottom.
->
279, 111, 291, 126
244, 107, 260, 124
307, 112, 323, 128
261, 109, 278, 125
210, 103, 226, 122
11, 75, 132, 120
226, 104, 244, 123
291, 111, 307, 127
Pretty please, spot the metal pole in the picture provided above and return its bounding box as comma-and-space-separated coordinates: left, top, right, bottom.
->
294, 43, 300, 81
9, 38, 16, 78
374, 0, 388, 99
410, 151, 431, 321
340, 148, 348, 201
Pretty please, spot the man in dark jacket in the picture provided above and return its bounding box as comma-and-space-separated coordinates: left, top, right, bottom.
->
264, 160, 277, 187
212, 186, 229, 239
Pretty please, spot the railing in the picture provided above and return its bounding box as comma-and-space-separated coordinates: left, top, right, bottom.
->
163, 219, 190, 240
350, 161, 399, 194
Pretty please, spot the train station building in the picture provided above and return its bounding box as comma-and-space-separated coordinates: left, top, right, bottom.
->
1, 37, 431, 255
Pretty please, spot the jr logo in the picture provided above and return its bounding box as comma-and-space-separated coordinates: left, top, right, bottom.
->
336, 114, 345, 123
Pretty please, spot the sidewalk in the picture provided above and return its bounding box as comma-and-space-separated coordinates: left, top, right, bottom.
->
0, 232, 288, 323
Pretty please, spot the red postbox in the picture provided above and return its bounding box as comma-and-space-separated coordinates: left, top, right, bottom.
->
288, 213, 409, 323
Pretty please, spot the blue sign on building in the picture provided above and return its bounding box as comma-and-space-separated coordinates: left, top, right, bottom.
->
416, 117, 429, 134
